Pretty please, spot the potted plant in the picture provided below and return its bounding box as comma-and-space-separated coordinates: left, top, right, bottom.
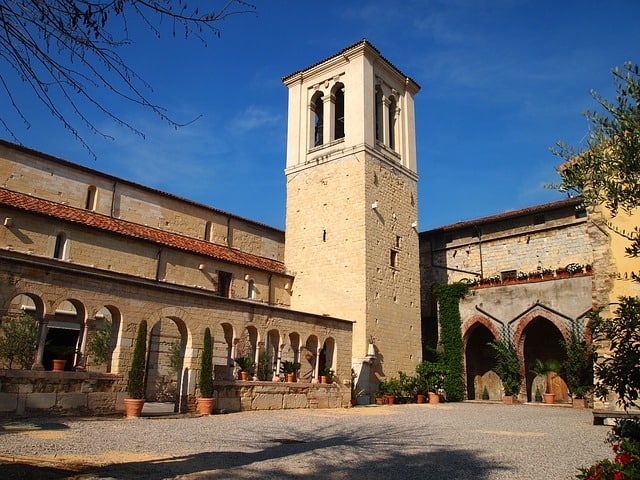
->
531, 358, 561, 404
415, 358, 446, 404
234, 353, 255, 380
197, 327, 215, 415
280, 360, 300, 382
490, 338, 521, 404
561, 321, 595, 408
48, 344, 76, 371
125, 320, 147, 417
320, 366, 334, 384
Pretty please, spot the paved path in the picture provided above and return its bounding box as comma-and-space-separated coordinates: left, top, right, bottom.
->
0, 402, 612, 479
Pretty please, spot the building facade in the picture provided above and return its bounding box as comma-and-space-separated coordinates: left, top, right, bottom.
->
0, 40, 425, 413
420, 197, 640, 405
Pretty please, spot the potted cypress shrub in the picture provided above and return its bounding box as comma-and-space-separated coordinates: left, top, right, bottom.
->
125, 320, 147, 417
490, 338, 522, 404
197, 327, 215, 415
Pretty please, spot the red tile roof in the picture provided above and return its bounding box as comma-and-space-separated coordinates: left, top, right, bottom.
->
421, 197, 584, 234
0, 188, 287, 274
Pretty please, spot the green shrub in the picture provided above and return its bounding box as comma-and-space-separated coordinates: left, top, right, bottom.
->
87, 320, 112, 366
0, 313, 38, 369
199, 328, 213, 398
127, 320, 147, 399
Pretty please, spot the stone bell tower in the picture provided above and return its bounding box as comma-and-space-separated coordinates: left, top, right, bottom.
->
282, 40, 422, 392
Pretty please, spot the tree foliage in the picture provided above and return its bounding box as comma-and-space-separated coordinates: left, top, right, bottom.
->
590, 298, 640, 410
0, 0, 255, 156
490, 337, 521, 397
552, 61, 640, 258
87, 319, 112, 366
561, 319, 595, 399
0, 312, 38, 369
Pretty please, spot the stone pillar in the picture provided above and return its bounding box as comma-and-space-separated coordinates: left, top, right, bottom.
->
31, 316, 48, 370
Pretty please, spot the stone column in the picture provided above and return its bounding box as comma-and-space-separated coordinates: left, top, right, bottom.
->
31, 316, 48, 370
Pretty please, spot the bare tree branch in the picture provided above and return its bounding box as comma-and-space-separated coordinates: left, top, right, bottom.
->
0, 0, 256, 158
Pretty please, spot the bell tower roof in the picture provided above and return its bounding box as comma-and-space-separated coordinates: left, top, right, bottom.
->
282, 38, 420, 92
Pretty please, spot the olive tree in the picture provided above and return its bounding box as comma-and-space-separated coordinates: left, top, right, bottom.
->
552, 61, 640, 410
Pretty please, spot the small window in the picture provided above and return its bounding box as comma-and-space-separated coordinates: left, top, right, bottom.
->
85, 186, 97, 210
204, 221, 212, 241
53, 233, 67, 259
395, 234, 401, 249
334, 86, 345, 140
388, 96, 397, 150
313, 94, 324, 147
218, 271, 232, 297
390, 249, 398, 269
375, 87, 383, 142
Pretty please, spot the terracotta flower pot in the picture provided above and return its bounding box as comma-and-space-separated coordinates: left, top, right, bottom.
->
428, 392, 440, 404
375, 397, 384, 405
320, 376, 327, 384
52, 359, 66, 372
286, 373, 294, 383
197, 397, 215, 415
543, 393, 555, 404
503, 395, 515, 405
385, 395, 395, 405
416, 394, 426, 404
124, 398, 145, 418
239, 371, 249, 381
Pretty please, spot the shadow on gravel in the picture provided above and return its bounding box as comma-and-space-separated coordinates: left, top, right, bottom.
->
1, 420, 513, 479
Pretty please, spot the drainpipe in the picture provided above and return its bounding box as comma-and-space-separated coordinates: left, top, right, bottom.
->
474, 225, 484, 279
155, 247, 163, 281
110, 181, 117, 218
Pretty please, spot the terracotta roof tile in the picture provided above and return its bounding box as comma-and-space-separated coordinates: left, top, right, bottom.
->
0, 188, 287, 274
421, 197, 584, 234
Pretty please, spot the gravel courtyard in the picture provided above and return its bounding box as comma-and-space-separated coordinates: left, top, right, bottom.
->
0, 402, 612, 480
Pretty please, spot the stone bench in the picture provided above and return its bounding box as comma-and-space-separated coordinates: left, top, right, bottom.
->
592, 409, 640, 425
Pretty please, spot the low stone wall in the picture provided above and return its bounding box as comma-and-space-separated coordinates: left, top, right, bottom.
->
0, 369, 125, 417
208, 381, 351, 412
0, 370, 351, 417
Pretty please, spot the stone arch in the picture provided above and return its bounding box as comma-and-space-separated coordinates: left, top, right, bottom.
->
265, 329, 280, 379
43, 298, 86, 371
518, 315, 569, 402
331, 82, 345, 141
1, 294, 44, 369
235, 325, 258, 378
213, 322, 234, 380
463, 320, 499, 400
144, 312, 189, 404
310, 90, 324, 147
86, 305, 122, 373
301, 334, 319, 382
320, 336, 336, 381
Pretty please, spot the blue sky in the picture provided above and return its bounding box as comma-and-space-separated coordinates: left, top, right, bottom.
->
3, 0, 640, 231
